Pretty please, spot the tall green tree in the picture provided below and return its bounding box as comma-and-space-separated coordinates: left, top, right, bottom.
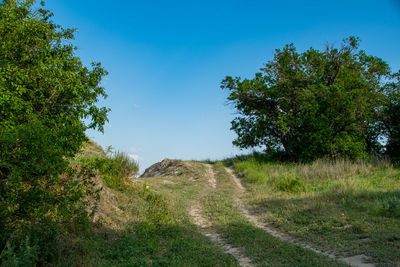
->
0, 0, 109, 261
383, 73, 400, 161
222, 37, 396, 161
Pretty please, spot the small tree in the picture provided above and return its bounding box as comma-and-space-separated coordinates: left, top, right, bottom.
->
0, 0, 109, 262
222, 37, 396, 161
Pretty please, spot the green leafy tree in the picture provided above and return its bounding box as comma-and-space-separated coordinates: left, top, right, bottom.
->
383, 73, 400, 161
222, 37, 396, 161
0, 0, 109, 262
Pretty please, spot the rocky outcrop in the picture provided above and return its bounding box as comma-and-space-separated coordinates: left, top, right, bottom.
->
140, 159, 191, 177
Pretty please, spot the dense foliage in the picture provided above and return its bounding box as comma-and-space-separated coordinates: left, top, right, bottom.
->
222, 37, 400, 161
383, 76, 400, 161
0, 0, 108, 263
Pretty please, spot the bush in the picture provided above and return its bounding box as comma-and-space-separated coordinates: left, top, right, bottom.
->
0, 120, 98, 236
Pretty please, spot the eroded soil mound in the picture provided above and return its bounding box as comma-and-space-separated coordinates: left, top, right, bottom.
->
141, 159, 192, 177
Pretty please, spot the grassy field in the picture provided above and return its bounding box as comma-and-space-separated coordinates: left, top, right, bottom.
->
136, 161, 346, 266
56, 142, 400, 266
202, 162, 346, 266
228, 155, 400, 266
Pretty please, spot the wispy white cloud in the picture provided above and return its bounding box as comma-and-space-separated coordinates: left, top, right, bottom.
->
128, 153, 142, 162
129, 146, 140, 153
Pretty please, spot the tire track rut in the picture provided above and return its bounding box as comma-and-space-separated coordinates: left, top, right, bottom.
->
189, 164, 254, 267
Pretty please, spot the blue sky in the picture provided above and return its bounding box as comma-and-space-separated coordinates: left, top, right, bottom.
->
45, 0, 400, 172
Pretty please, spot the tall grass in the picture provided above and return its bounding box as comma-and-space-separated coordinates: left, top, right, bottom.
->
79, 150, 139, 190
233, 156, 394, 193
231, 154, 400, 264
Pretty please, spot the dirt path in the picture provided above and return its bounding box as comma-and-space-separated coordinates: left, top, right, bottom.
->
189, 205, 254, 267
224, 167, 375, 267
204, 163, 217, 189
188, 164, 254, 267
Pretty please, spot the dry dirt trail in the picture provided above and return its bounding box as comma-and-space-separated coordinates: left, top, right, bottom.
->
224, 167, 376, 267
189, 164, 254, 267
204, 164, 217, 189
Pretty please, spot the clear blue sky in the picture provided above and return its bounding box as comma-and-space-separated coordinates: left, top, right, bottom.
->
45, 0, 400, 172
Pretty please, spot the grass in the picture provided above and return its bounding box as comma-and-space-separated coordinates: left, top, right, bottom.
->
77, 148, 139, 190
56, 143, 400, 266
74, 157, 352, 266
57, 187, 239, 266
144, 161, 346, 265
228, 156, 400, 266
57, 159, 239, 266
201, 162, 347, 266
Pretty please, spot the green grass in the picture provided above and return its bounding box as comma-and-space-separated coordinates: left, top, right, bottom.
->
57, 161, 238, 266
201, 162, 347, 266
57, 146, 400, 266
229, 156, 400, 266
58, 190, 239, 266
77, 149, 139, 190
145, 161, 345, 266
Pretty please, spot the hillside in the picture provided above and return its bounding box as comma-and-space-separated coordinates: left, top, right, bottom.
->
56, 145, 400, 266
56, 147, 238, 266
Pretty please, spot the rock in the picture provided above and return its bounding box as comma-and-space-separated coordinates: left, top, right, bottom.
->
140, 159, 190, 177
